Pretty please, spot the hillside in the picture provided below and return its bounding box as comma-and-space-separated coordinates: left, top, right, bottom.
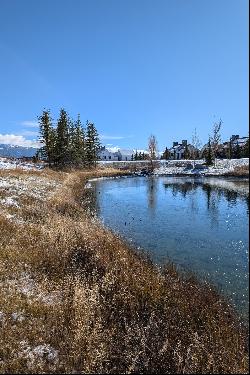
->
0, 144, 38, 158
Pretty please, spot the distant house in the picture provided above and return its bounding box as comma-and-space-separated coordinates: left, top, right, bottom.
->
230, 135, 248, 148
169, 140, 196, 160
98, 146, 119, 161
117, 149, 135, 161
202, 134, 249, 158
98, 147, 135, 161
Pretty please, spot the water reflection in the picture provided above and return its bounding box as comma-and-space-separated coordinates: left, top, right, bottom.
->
146, 177, 158, 214
91, 176, 249, 321
163, 178, 249, 216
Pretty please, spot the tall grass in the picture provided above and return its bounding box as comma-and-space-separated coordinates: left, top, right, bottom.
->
0, 168, 248, 373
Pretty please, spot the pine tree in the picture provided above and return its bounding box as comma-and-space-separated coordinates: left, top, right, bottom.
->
162, 147, 169, 160
69, 114, 85, 167
134, 150, 138, 161
55, 108, 70, 167
242, 137, 249, 158
74, 114, 86, 166
227, 138, 233, 159
183, 144, 190, 159
205, 137, 213, 166
234, 142, 241, 159
85, 121, 101, 167
68, 117, 76, 165
38, 109, 55, 166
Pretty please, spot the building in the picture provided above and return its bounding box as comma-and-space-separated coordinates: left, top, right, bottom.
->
230, 135, 248, 148
168, 140, 197, 160
98, 147, 135, 161
117, 149, 135, 161
98, 146, 119, 161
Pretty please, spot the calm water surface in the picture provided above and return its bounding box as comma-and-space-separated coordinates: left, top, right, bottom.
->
90, 176, 249, 320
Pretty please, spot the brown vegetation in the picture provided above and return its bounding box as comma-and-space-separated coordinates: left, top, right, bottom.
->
0, 168, 248, 373
223, 165, 249, 177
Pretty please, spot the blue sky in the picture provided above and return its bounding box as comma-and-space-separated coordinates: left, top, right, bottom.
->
0, 0, 248, 150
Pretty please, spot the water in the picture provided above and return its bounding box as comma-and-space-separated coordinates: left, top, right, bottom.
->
90, 176, 249, 321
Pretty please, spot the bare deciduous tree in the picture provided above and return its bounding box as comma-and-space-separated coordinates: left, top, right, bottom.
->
191, 128, 201, 167
148, 134, 158, 171
211, 119, 222, 166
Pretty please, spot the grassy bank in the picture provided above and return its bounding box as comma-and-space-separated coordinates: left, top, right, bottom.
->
0, 168, 248, 374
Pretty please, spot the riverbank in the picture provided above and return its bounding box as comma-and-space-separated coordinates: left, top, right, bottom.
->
0, 168, 248, 373
98, 158, 249, 177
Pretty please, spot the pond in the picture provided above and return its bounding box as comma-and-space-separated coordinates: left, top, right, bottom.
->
89, 176, 249, 321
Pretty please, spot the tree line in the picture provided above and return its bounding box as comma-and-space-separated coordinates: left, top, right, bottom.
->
36, 109, 101, 168
160, 120, 249, 165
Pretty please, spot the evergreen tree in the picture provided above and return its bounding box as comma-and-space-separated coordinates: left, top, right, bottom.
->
162, 147, 170, 160
205, 137, 213, 166
69, 114, 85, 166
234, 142, 241, 159
85, 121, 101, 167
242, 138, 249, 158
183, 144, 190, 159
134, 150, 138, 161
38, 109, 55, 166
55, 108, 70, 167
226, 138, 233, 159
68, 117, 76, 165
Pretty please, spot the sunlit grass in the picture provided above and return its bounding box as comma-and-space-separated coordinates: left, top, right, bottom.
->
0, 167, 248, 373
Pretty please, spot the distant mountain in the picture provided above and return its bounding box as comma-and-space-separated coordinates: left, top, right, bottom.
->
0, 144, 38, 158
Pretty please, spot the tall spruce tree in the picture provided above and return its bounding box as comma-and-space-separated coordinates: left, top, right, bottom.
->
56, 108, 70, 167
68, 117, 76, 165
242, 137, 249, 157
227, 138, 233, 159
162, 147, 170, 160
73, 114, 86, 166
85, 121, 101, 167
38, 109, 55, 166
234, 142, 241, 159
205, 137, 213, 166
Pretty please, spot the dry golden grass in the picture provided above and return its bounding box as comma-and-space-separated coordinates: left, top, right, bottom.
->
223, 165, 249, 177
0, 167, 248, 373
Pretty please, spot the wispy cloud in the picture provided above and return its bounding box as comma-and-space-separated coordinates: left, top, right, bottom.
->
20, 130, 39, 137
20, 120, 39, 128
0, 134, 40, 148
100, 135, 126, 140
106, 146, 120, 152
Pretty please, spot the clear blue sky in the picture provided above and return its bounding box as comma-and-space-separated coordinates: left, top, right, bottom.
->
0, 0, 248, 150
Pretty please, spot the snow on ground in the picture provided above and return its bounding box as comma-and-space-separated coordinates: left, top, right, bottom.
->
153, 158, 249, 176
18, 341, 59, 369
98, 158, 249, 176
0, 170, 61, 222
0, 157, 45, 170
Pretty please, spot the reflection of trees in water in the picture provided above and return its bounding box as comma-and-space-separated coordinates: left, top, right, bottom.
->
164, 181, 198, 198
245, 195, 249, 215
146, 177, 159, 214
202, 184, 219, 227
224, 190, 238, 206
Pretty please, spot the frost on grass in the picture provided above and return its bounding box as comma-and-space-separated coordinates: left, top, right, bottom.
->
0, 157, 44, 171
0, 172, 62, 221
18, 341, 59, 369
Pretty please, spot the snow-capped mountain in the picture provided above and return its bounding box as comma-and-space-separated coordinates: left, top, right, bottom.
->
0, 144, 38, 158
